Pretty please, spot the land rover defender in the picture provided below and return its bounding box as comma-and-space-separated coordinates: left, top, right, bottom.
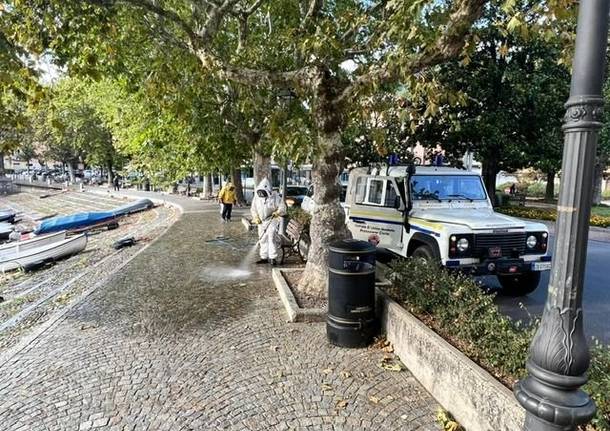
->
344, 165, 552, 295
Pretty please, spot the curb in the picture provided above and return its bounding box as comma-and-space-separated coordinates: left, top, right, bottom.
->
375, 288, 525, 430
271, 268, 326, 323
272, 266, 393, 324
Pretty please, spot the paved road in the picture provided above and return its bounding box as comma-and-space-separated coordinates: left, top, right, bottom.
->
0, 199, 439, 431
493, 235, 610, 344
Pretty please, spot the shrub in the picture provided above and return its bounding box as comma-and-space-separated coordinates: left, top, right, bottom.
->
286, 206, 311, 227
385, 258, 610, 429
525, 181, 546, 197
497, 206, 610, 228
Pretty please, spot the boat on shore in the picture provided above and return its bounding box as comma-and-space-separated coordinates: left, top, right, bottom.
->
0, 222, 13, 240
0, 210, 16, 223
0, 234, 87, 272
0, 231, 67, 259
34, 199, 154, 235
112, 199, 154, 217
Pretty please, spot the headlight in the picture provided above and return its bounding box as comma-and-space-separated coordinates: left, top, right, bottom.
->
457, 238, 469, 252
526, 235, 538, 249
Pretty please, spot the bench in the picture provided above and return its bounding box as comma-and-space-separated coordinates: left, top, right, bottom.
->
507, 193, 526, 206
280, 219, 309, 264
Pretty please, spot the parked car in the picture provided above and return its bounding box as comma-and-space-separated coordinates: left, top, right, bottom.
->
284, 185, 309, 207
301, 184, 348, 214
344, 165, 551, 296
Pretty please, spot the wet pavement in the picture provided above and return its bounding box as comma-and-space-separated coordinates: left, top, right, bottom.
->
0, 195, 440, 431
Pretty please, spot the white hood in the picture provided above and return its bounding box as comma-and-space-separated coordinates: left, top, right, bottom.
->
255, 178, 272, 195
411, 207, 526, 230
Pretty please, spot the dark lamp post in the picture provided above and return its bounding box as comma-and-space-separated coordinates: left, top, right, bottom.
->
514, 0, 609, 430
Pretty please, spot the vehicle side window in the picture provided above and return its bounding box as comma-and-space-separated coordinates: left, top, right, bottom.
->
384, 181, 400, 208
307, 186, 314, 197
366, 179, 384, 205
354, 177, 367, 204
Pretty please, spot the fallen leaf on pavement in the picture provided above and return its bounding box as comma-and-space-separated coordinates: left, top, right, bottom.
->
322, 368, 333, 375
368, 395, 380, 404
340, 371, 351, 378
335, 399, 348, 409
378, 356, 404, 372
321, 383, 333, 391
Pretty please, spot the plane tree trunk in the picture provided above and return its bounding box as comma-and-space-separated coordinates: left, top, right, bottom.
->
232, 168, 247, 205
106, 161, 114, 185
253, 151, 271, 185
545, 170, 556, 202
592, 155, 607, 205
298, 84, 351, 299
481, 158, 499, 206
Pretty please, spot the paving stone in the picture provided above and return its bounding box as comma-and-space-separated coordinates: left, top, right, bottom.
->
0, 203, 440, 430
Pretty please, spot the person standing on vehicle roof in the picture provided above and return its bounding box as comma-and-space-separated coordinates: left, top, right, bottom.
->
250, 178, 286, 265
218, 180, 237, 222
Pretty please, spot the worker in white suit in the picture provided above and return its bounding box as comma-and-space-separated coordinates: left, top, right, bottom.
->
250, 178, 286, 265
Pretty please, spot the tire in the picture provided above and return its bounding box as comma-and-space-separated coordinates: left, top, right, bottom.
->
497, 271, 541, 296
411, 244, 435, 261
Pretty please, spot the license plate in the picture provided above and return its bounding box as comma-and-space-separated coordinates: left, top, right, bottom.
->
532, 262, 552, 271
488, 247, 502, 258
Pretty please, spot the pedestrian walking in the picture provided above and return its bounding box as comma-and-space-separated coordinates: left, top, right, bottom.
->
250, 178, 286, 265
218, 181, 237, 222
113, 175, 120, 191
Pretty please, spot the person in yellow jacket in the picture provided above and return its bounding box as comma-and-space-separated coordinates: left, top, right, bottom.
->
218, 181, 237, 222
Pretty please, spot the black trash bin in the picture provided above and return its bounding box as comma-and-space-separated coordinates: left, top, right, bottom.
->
327, 239, 377, 348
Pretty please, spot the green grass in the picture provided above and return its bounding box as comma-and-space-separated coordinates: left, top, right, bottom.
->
592, 205, 610, 217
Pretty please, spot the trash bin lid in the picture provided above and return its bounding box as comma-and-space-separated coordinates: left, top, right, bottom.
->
329, 239, 376, 254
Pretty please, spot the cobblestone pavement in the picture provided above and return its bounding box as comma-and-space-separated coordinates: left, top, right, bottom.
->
0, 203, 440, 431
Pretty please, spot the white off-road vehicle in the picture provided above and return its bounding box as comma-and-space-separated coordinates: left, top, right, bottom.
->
344, 165, 552, 295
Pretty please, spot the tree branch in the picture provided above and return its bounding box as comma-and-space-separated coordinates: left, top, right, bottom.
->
341, 0, 387, 42
300, 0, 324, 30
336, 0, 487, 105
113, 0, 199, 47
196, 50, 315, 89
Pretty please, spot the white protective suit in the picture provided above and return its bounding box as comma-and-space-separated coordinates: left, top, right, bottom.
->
250, 178, 286, 260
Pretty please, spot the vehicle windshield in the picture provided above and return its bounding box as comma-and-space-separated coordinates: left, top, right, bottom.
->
410, 175, 487, 201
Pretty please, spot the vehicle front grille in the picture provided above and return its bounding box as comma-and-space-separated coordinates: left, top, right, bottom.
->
473, 233, 526, 258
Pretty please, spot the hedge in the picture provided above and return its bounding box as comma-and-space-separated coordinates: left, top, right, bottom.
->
497, 205, 610, 228
385, 259, 609, 430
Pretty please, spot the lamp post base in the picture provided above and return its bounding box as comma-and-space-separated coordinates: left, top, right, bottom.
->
515, 362, 596, 431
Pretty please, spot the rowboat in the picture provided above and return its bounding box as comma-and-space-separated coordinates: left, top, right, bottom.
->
0, 210, 16, 223
0, 231, 67, 259
0, 234, 87, 272
34, 198, 154, 235
0, 222, 13, 240
35, 211, 115, 234
112, 199, 154, 216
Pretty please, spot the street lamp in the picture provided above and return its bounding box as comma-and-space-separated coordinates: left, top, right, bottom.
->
278, 88, 297, 234
514, 1, 609, 430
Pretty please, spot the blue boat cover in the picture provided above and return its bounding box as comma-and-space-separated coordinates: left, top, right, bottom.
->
34, 199, 154, 234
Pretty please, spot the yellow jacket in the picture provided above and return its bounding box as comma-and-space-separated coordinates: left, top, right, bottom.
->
218, 183, 237, 204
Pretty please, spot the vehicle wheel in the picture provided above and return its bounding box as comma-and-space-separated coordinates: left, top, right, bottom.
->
411, 244, 435, 261
497, 271, 541, 296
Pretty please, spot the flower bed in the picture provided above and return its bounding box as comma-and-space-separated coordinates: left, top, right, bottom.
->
383, 259, 609, 430
497, 205, 610, 228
